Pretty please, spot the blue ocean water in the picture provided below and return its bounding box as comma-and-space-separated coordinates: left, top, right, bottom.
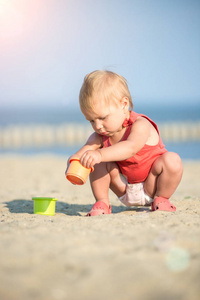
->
0, 103, 200, 159
0, 103, 200, 126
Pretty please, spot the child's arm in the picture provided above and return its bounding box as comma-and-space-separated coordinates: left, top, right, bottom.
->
66, 132, 102, 171
72, 132, 102, 158
80, 117, 156, 168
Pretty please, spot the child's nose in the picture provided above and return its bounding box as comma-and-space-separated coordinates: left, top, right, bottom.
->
95, 120, 103, 130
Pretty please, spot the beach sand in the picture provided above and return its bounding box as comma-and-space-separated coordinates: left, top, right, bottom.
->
0, 155, 199, 300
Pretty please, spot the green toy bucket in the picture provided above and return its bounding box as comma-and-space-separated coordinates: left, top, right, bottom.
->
32, 197, 57, 216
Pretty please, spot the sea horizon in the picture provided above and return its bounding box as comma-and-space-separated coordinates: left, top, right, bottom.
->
0, 102, 200, 127
0, 102, 199, 160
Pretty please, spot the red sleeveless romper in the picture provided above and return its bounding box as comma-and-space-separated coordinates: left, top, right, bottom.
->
102, 111, 167, 184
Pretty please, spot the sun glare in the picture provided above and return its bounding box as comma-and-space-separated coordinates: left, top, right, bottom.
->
0, 0, 24, 39
0, 0, 9, 14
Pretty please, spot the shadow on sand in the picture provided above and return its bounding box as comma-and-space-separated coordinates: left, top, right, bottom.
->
4, 199, 151, 216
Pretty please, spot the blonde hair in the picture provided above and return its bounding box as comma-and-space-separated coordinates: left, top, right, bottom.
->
79, 70, 133, 112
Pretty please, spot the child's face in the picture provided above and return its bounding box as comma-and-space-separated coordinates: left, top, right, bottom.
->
82, 99, 128, 137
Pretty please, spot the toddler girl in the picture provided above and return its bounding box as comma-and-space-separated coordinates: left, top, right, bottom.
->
66, 70, 183, 216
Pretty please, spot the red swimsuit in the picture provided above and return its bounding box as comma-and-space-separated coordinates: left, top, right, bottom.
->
102, 111, 167, 184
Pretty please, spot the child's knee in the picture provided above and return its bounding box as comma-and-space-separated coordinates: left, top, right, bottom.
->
164, 152, 183, 174
106, 161, 121, 174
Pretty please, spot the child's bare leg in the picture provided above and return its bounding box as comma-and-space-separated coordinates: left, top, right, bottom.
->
89, 161, 126, 206
144, 152, 183, 199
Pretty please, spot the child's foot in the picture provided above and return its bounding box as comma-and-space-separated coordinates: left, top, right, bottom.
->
86, 201, 112, 217
151, 197, 176, 212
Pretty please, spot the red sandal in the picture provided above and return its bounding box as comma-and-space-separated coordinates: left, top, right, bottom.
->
86, 201, 112, 217
151, 197, 176, 212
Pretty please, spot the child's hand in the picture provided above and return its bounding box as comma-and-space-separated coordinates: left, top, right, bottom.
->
80, 150, 102, 168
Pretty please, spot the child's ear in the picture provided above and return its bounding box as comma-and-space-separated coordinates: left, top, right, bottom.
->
121, 97, 129, 112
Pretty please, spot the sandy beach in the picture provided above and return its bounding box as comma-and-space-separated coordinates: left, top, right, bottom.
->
0, 155, 199, 300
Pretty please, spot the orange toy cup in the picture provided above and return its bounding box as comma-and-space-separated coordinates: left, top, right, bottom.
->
66, 158, 94, 185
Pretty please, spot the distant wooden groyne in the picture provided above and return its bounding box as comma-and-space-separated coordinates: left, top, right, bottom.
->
0, 122, 199, 149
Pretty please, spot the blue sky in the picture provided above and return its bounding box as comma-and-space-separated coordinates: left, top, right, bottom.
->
0, 0, 199, 109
